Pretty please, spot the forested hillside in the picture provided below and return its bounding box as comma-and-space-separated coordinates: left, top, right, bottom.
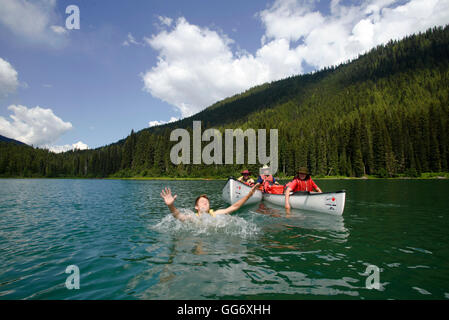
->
0, 135, 27, 146
1, 25, 448, 178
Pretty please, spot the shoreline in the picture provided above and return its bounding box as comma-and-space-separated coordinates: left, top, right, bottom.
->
1, 173, 448, 181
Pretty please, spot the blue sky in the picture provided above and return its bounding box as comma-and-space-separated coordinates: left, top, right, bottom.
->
0, 0, 448, 151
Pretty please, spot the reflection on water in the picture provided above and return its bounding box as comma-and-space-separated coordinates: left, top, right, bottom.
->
127, 200, 350, 299
250, 202, 348, 235
1, 179, 448, 299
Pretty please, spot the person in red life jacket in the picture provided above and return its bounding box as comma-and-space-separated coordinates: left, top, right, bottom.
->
284, 167, 322, 211
237, 169, 255, 185
256, 165, 279, 192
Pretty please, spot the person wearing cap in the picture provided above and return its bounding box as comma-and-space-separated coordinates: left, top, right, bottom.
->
237, 169, 255, 185
284, 167, 322, 211
256, 164, 279, 192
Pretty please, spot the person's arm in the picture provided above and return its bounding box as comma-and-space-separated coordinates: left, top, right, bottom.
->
284, 186, 292, 210
284, 179, 297, 210
311, 179, 322, 193
215, 183, 260, 215
160, 187, 188, 221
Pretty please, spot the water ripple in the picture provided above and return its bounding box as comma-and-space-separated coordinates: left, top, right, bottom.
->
1, 179, 448, 299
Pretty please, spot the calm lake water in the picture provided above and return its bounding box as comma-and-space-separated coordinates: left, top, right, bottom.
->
0, 178, 448, 300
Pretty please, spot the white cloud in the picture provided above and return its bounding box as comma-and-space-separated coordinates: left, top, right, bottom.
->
122, 33, 144, 46
149, 116, 178, 127
0, 57, 19, 97
43, 141, 89, 153
158, 16, 173, 27
142, 0, 449, 117
142, 17, 297, 117
50, 25, 67, 34
0, 104, 72, 146
259, 0, 449, 69
0, 0, 67, 46
259, 0, 325, 44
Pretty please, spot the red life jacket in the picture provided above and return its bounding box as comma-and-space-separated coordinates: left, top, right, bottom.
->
287, 177, 317, 192
264, 184, 285, 194
260, 175, 274, 183
261, 175, 274, 192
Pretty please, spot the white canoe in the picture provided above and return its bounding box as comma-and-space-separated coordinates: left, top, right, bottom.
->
222, 178, 262, 205
262, 190, 346, 216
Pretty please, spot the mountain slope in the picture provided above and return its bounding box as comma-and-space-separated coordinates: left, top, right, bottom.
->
1, 25, 448, 178
145, 25, 448, 132
0, 135, 27, 146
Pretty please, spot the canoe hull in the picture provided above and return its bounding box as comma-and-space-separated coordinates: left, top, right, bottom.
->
222, 178, 346, 215
222, 178, 263, 205
262, 191, 346, 215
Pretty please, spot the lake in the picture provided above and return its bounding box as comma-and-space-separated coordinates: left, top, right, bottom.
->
0, 178, 448, 299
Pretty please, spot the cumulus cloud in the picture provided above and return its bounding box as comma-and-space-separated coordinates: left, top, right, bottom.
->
43, 141, 89, 153
142, 0, 449, 117
259, 0, 449, 68
149, 116, 178, 127
0, 104, 72, 146
259, 0, 325, 44
0, 0, 67, 46
142, 17, 297, 117
0, 57, 19, 97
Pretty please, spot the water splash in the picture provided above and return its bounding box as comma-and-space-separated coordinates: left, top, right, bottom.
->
151, 209, 260, 238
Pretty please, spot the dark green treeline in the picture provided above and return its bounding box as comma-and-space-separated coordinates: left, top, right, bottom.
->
1, 26, 448, 178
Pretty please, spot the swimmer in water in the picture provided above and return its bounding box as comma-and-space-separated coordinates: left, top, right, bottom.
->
160, 183, 260, 222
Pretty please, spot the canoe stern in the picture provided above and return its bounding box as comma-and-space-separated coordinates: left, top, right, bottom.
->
222, 178, 262, 205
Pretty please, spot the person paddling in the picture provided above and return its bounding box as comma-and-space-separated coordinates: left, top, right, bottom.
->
160, 183, 260, 222
284, 167, 322, 211
237, 169, 255, 185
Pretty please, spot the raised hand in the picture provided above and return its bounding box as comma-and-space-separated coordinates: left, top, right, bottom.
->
160, 187, 177, 207
249, 183, 261, 195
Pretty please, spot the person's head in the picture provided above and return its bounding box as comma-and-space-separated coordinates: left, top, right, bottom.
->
260, 165, 271, 176
297, 167, 310, 180
195, 194, 210, 214
241, 169, 250, 179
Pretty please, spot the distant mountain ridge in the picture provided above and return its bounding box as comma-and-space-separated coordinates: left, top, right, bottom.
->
1, 25, 448, 178
0, 135, 27, 146
138, 25, 449, 135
